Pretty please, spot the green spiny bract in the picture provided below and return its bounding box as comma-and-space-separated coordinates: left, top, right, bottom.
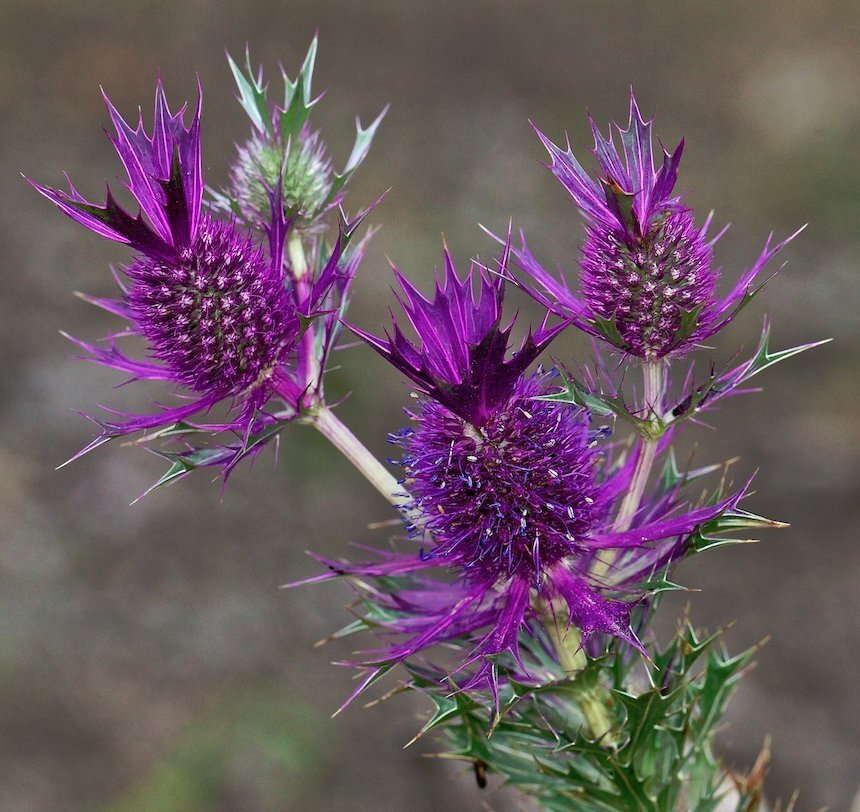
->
216, 37, 387, 232
407, 621, 761, 812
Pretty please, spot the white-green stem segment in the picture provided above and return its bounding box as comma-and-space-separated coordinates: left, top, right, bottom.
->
286, 235, 404, 509
613, 361, 664, 533
288, 231, 309, 280
562, 360, 665, 732
591, 361, 665, 581
289, 234, 323, 394
307, 405, 404, 507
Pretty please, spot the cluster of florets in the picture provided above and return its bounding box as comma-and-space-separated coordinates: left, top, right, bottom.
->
126, 215, 296, 397
397, 373, 602, 584
28, 81, 304, 449
306, 93, 812, 710
231, 126, 333, 227
581, 206, 716, 357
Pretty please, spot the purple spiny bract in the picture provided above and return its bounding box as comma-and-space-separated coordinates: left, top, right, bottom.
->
350, 243, 564, 427
398, 375, 601, 584
126, 214, 295, 398
30, 71, 379, 480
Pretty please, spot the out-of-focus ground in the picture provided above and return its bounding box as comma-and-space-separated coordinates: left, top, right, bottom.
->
1, 1, 858, 810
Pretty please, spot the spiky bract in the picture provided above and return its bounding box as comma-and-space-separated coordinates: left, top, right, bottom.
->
312, 241, 755, 701
351, 244, 564, 427
220, 39, 387, 234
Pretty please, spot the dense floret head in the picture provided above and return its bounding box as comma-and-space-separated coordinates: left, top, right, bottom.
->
231, 127, 333, 225
125, 214, 297, 397
581, 207, 717, 357
396, 374, 603, 584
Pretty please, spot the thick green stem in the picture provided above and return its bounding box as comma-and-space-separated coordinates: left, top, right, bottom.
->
545, 618, 616, 743
546, 615, 588, 674
539, 364, 666, 737
287, 236, 405, 509
612, 436, 659, 534
307, 405, 403, 507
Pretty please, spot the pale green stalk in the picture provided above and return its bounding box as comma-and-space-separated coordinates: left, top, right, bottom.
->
286, 232, 403, 506
307, 405, 404, 506
554, 360, 666, 736
591, 360, 665, 580
288, 231, 309, 280
613, 361, 664, 532
545, 617, 616, 742
289, 233, 323, 394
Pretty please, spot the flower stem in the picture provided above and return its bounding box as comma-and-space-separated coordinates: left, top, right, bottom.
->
307, 405, 404, 506
288, 231, 309, 280
612, 440, 659, 534
591, 361, 664, 581
288, 234, 323, 395
612, 361, 664, 533
545, 619, 615, 743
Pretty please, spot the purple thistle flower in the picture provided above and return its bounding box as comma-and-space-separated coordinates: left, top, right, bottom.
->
33, 81, 310, 453
301, 378, 747, 705
350, 242, 565, 427
299, 246, 751, 704
504, 91, 801, 359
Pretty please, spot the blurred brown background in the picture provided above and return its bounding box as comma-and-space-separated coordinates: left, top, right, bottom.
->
2, 1, 858, 810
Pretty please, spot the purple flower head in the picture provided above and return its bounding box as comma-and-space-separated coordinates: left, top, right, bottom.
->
124, 217, 296, 399
301, 376, 749, 705
29, 81, 312, 460
401, 374, 602, 584
506, 92, 800, 359
351, 242, 564, 427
